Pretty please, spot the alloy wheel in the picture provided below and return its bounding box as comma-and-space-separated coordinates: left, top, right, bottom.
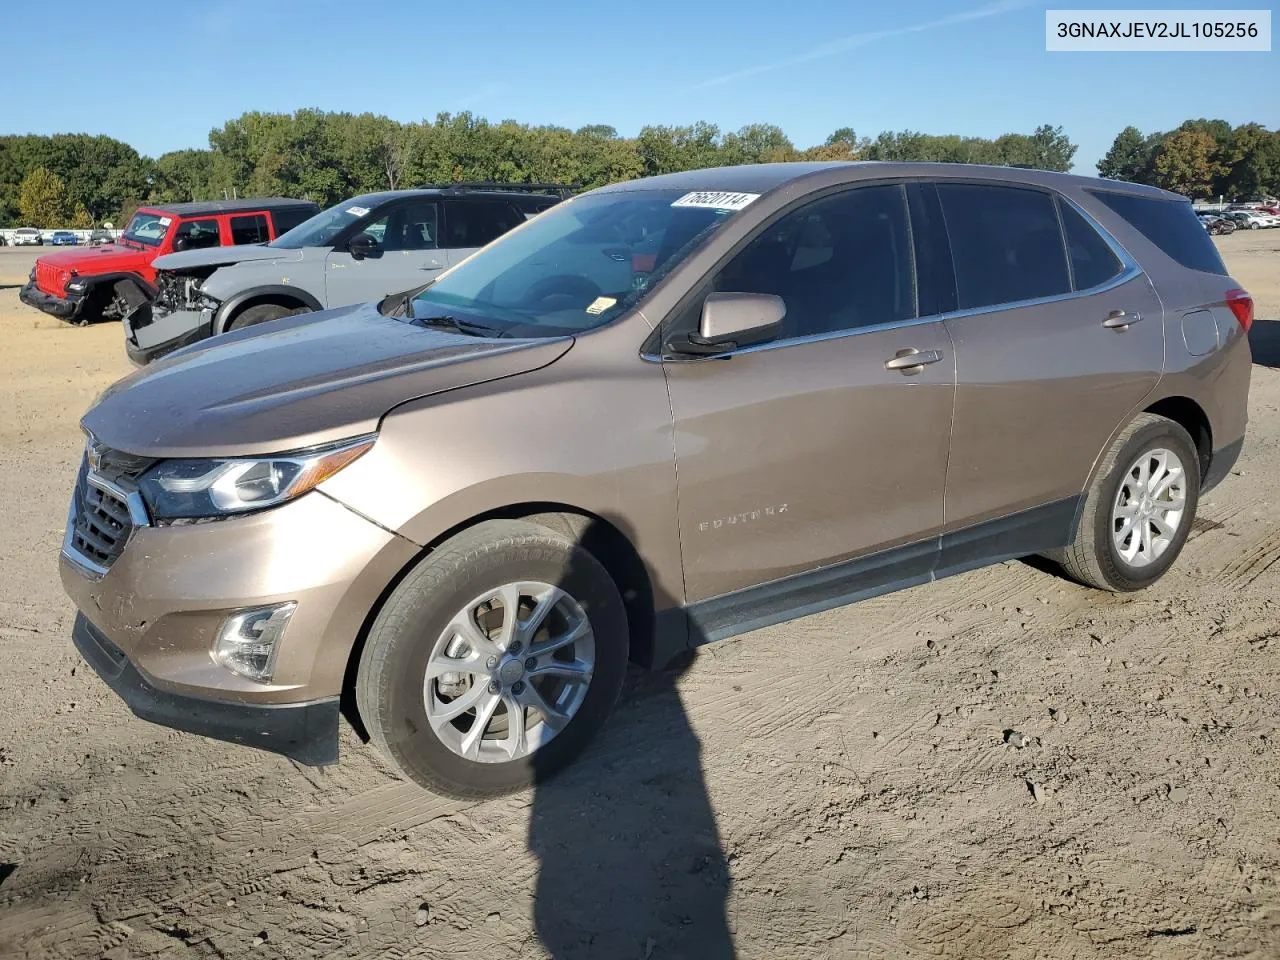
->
422, 581, 595, 763
1110, 447, 1187, 568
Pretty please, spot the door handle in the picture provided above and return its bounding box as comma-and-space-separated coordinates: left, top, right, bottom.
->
884, 348, 944, 372
1102, 309, 1143, 330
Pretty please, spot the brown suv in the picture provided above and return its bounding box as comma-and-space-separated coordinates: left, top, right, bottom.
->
60, 163, 1253, 797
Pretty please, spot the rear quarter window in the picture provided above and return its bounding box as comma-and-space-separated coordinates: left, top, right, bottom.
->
1088, 190, 1228, 277
1056, 199, 1124, 291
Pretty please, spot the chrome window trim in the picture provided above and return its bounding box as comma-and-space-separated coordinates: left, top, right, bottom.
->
642, 188, 1142, 363
60, 468, 151, 581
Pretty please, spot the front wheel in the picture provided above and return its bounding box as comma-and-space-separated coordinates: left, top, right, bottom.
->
356, 519, 629, 798
227, 303, 309, 331
1049, 413, 1200, 591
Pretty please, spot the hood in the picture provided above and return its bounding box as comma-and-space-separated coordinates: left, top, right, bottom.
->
39, 243, 145, 271
82, 300, 574, 458
152, 244, 305, 273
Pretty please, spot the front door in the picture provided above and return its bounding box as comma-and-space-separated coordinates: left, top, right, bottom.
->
325, 199, 444, 306
661, 183, 956, 604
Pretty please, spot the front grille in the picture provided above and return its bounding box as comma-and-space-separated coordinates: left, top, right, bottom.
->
35, 261, 64, 296
65, 442, 155, 573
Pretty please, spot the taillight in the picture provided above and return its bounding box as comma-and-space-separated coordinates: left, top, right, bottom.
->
1226, 288, 1253, 332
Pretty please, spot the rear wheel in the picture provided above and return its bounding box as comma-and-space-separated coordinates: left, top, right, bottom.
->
227, 303, 309, 331
1050, 413, 1200, 591
356, 519, 628, 798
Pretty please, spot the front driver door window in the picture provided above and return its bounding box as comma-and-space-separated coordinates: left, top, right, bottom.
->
661, 183, 956, 604
324, 200, 445, 307
172, 218, 222, 251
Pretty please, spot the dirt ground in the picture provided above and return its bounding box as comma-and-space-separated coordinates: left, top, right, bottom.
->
1, 232, 1278, 960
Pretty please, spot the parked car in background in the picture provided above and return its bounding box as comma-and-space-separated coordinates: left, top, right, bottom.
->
125, 182, 572, 365
12, 227, 42, 246
19, 197, 320, 325
50, 230, 78, 246
62, 162, 1252, 798
87, 229, 114, 246
1226, 210, 1279, 229
1199, 214, 1236, 235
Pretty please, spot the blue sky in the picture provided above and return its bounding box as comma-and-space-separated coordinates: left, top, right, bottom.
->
2, 0, 1275, 174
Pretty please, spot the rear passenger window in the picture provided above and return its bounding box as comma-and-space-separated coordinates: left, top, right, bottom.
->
1057, 199, 1123, 291
1088, 190, 1228, 276
230, 214, 269, 245
443, 200, 527, 248
712, 183, 916, 339
937, 183, 1071, 310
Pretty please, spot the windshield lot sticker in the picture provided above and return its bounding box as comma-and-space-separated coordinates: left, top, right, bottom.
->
671, 191, 760, 211
585, 296, 617, 315
346, 206, 370, 217
157, 216, 172, 226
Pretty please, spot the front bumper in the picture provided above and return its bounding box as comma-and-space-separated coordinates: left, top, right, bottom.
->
74, 613, 341, 765
124, 304, 213, 366
60, 486, 419, 760
19, 280, 83, 320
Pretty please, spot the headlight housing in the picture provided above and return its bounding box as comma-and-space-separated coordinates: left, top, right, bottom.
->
138, 435, 375, 521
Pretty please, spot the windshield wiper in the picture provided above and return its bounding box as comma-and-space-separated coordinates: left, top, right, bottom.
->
412, 314, 500, 337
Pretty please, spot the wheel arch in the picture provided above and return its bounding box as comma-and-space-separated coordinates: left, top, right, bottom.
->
1143, 395, 1212, 486
215, 285, 323, 332
339, 500, 666, 744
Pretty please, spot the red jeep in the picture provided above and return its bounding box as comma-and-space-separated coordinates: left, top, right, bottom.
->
20, 197, 320, 325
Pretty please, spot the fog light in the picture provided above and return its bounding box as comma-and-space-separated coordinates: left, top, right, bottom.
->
214, 602, 296, 682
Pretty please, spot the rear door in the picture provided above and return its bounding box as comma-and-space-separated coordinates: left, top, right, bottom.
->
323, 199, 444, 306
441, 198, 529, 266
934, 180, 1164, 550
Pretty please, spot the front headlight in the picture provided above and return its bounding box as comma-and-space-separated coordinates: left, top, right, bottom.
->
138, 435, 375, 521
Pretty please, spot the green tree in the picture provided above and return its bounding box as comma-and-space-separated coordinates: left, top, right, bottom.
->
18, 166, 71, 226
1152, 129, 1223, 199
1097, 126, 1151, 182
1222, 124, 1280, 199
70, 203, 95, 229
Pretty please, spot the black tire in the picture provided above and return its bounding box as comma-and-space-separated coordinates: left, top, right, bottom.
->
356, 519, 629, 798
227, 302, 308, 331
1049, 413, 1200, 592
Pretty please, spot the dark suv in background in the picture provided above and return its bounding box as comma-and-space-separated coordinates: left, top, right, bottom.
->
124, 183, 573, 364
61, 162, 1251, 798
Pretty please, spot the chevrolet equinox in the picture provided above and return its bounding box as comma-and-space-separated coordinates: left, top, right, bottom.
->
60, 163, 1253, 798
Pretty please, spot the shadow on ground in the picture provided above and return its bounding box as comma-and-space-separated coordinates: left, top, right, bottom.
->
1249, 318, 1280, 368
528, 515, 735, 959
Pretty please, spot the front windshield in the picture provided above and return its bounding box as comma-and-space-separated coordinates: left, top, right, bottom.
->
409, 188, 748, 336
270, 198, 376, 249
122, 211, 171, 247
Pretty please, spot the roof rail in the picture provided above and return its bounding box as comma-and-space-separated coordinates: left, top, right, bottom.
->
415, 181, 579, 198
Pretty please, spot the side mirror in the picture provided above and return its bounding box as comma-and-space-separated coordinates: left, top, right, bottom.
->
172, 236, 189, 252
348, 232, 381, 261
667, 292, 785, 357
